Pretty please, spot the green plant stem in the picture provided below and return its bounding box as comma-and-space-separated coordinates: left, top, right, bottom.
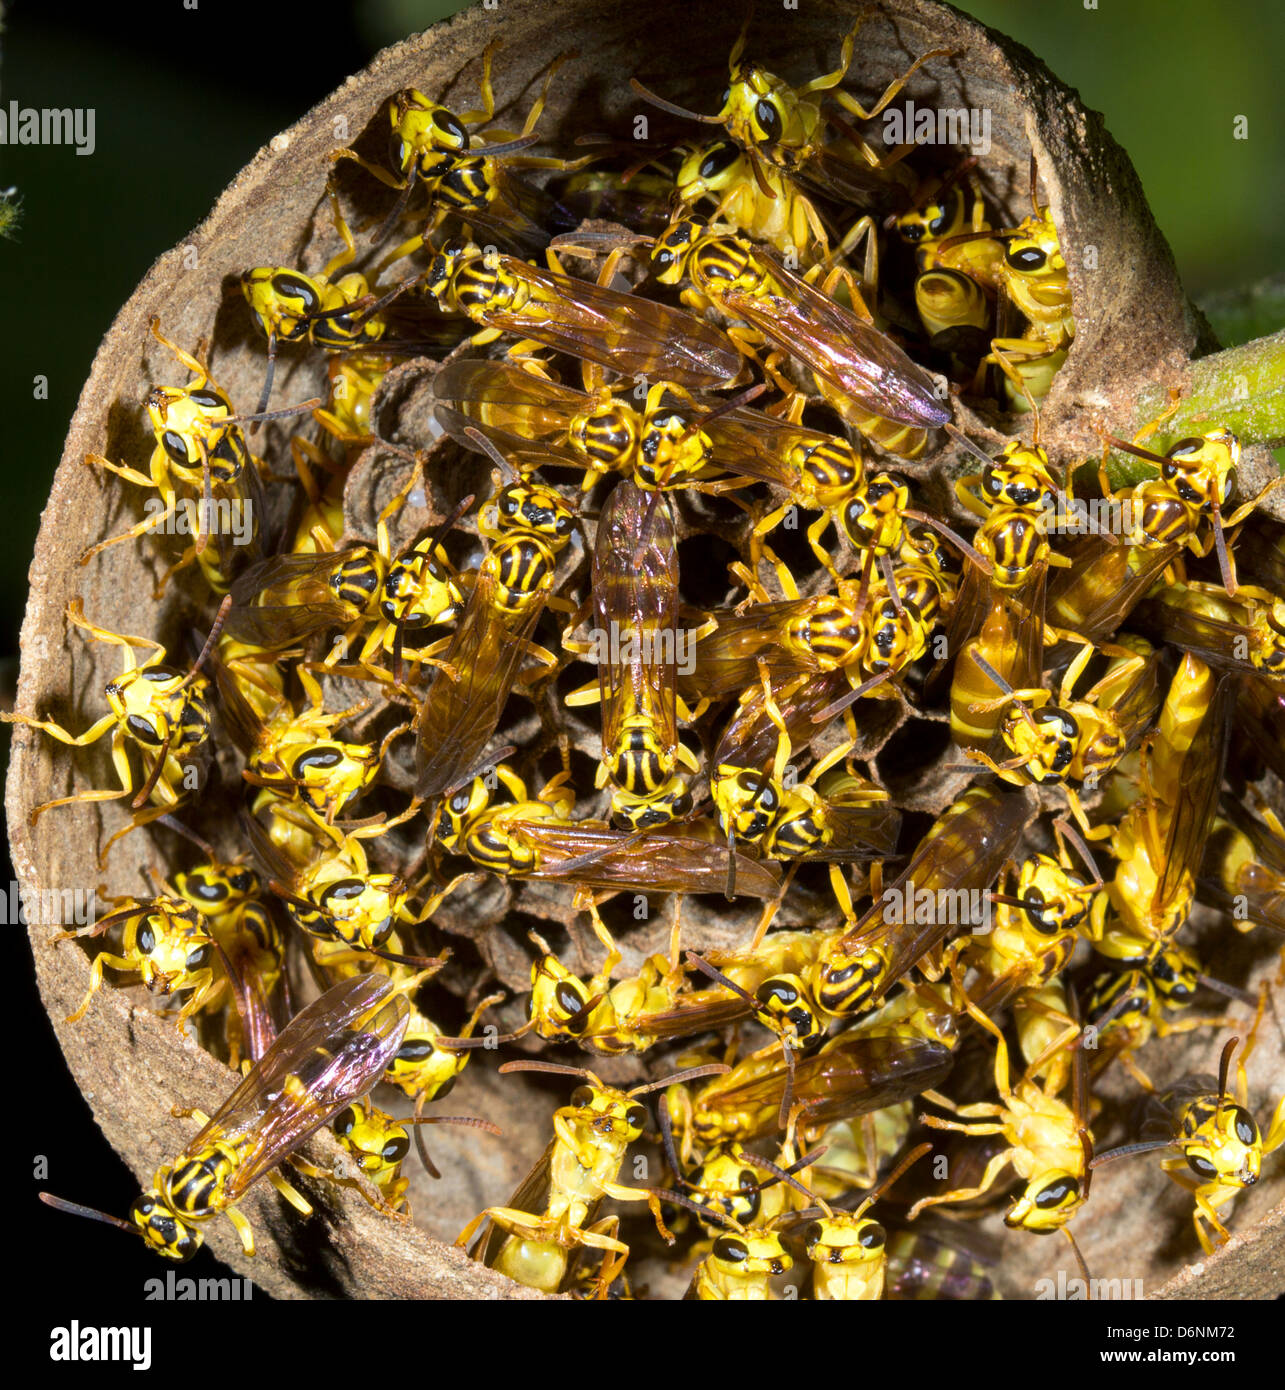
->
1101, 330, 1285, 485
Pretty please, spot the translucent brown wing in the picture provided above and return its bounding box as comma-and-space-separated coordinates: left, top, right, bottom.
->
226, 549, 365, 647
703, 1034, 954, 1141
720, 248, 948, 427
496, 256, 741, 388
1154, 670, 1232, 915
503, 819, 784, 898
680, 600, 833, 702
187, 975, 410, 1201
594, 481, 680, 762
434, 358, 597, 475
415, 568, 547, 798
837, 785, 1035, 983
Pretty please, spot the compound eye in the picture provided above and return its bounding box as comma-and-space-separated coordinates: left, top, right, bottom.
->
162, 430, 192, 465
1168, 437, 1204, 458
554, 981, 588, 1029
382, 1134, 410, 1164
126, 714, 162, 745
137, 924, 157, 955
335, 1106, 358, 1138
433, 110, 468, 146
570, 1085, 594, 1108
713, 1235, 748, 1263
1232, 1107, 1259, 1146
699, 142, 738, 180
755, 978, 799, 1008
625, 1103, 648, 1133
859, 1223, 885, 1249
1035, 1177, 1078, 1208
1187, 1153, 1218, 1179
185, 943, 212, 972
1007, 245, 1047, 272
754, 99, 782, 142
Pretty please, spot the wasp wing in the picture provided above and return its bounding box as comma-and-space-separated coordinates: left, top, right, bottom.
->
186, 975, 409, 1200
498, 257, 741, 388
721, 248, 947, 427
415, 569, 547, 798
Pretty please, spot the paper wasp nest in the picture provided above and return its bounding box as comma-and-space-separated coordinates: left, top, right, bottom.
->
10, 0, 1283, 1299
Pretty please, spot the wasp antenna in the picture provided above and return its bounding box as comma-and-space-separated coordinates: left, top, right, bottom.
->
631, 1061, 731, 1095
943, 421, 995, 468
178, 594, 233, 691
499, 1058, 597, 1082
40, 1192, 139, 1236
628, 77, 722, 125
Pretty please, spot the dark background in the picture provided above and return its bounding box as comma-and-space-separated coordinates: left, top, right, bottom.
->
2, 0, 1281, 1297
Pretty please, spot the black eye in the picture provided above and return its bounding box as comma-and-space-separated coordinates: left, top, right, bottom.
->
625, 1103, 647, 1131
189, 878, 225, 903
433, 111, 467, 144
335, 1107, 357, 1137
754, 99, 782, 141
396, 1038, 433, 1064
1035, 1178, 1077, 1207
185, 943, 212, 972
570, 1085, 594, 1108
1187, 1153, 1218, 1179
1007, 245, 1046, 272
291, 747, 344, 777
713, 1235, 748, 1263
1168, 438, 1204, 458
189, 389, 228, 412
320, 878, 366, 904
804, 1222, 824, 1247
272, 272, 319, 310
859, 1223, 885, 1249
137, 925, 156, 954
126, 714, 161, 745
382, 1134, 410, 1163
555, 981, 587, 1027
162, 430, 191, 464
756, 978, 799, 1007
699, 143, 738, 179
1232, 1107, 1258, 1146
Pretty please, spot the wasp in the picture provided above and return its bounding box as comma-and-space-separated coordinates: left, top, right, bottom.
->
909, 968, 1093, 1238
40, 975, 412, 1259
224, 529, 395, 658
666, 1020, 954, 1154
3, 598, 227, 854
808, 783, 1035, 1020
457, 1059, 724, 1294
960, 635, 1163, 834
1094, 655, 1232, 977
436, 763, 783, 900
631, 7, 944, 213
332, 41, 570, 257
330, 1095, 500, 1209
422, 235, 741, 390
648, 215, 949, 455
1081, 969, 1230, 1093
240, 803, 437, 965
937, 166, 1074, 410
744, 1142, 932, 1300
412, 468, 576, 800
1091, 1017, 1285, 1254
1100, 416, 1283, 595
672, 137, 877, 277
240, 180, 419, 417
561, 479, 702, 829
1198, 797, 1285, 938
526, 903, 821, 1059
79, 319, 269, 595
53, 889, 217, 1029
893, 169, 1003, 354
1134, 579, 1285, 687
174, 856, 288, 1069
211, 657, 407, 830
883, 1219, 1002, 1300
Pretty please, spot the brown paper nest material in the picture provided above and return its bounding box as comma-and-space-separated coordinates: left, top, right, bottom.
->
8, 0, 1283, 1298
